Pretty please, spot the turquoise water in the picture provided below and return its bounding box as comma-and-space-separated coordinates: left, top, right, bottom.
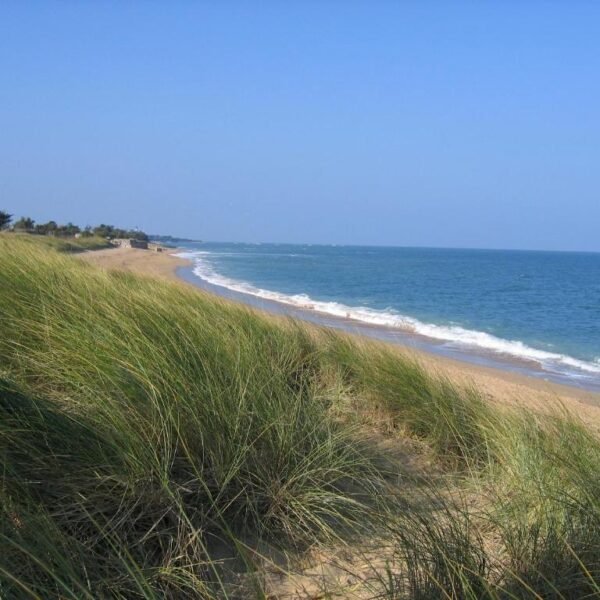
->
178, 243, 600, 389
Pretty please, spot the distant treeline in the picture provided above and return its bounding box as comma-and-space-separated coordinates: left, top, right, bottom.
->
0, 211, 148, 241
149, 234, 201, 243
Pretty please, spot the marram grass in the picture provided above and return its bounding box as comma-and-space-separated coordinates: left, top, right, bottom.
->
1, 236, 599, 598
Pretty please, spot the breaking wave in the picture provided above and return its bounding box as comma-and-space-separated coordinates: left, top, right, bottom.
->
178, 250, 600, 380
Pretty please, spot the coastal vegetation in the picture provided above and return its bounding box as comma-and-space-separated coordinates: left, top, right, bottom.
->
1, 235, 599, 598
8, 231, 113, 253
6, 213, 149, 241
0, 210, 12, 230
148, 234, 202, 244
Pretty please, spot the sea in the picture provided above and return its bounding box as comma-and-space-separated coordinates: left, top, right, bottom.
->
175, 242, 600, 392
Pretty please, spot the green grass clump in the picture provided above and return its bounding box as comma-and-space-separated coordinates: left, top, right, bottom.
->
0, 237, 382, 597
1, 235, 600, 598
378, 420, 600, 599
325, 337, 497, 467
488, 414, 600, 597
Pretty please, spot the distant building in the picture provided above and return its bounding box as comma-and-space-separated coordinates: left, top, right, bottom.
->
114, 238, 149, 249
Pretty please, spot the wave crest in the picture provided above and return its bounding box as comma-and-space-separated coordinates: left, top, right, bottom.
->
178, 251, 600, 378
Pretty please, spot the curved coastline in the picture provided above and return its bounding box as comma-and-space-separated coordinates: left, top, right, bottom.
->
77, 247, 600, 412
176, 250, 600, 394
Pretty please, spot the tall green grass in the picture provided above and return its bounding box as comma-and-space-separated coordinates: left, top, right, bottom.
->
373, 415, 600, 599
1, 236, 599, 598
0, 238, 383, 597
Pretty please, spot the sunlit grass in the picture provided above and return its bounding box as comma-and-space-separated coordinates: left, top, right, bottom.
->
1, 235, 599, 598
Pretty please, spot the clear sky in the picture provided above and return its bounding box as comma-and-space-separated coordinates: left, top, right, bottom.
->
1, 2, 599, 251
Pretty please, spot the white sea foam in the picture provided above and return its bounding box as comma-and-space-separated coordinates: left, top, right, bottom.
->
177, 251, 600, 379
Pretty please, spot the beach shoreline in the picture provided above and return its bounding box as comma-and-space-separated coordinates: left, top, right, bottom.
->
79, 246, 600, 420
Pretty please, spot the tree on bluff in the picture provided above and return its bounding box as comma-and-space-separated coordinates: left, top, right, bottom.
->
0, 211, 12, 230
34, 221, 58, 235
0, 210, 148, 240
93, 224, 148, 241
14, 217, 36, 231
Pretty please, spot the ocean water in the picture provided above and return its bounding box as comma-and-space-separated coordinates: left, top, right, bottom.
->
177, 243, 600, 390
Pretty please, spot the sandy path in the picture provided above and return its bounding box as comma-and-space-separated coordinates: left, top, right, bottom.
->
78, 246, 600, 424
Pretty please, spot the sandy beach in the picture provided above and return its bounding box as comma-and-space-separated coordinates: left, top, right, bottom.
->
79, 246, 600, 423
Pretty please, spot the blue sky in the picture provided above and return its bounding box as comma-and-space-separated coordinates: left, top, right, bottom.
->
1, 2, 599, 250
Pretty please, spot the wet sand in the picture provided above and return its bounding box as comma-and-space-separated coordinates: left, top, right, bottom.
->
79, 246, 600, 424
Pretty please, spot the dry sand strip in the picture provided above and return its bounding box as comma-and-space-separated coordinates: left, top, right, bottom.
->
79, 245, 192, 283
78, 246, 600, 425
